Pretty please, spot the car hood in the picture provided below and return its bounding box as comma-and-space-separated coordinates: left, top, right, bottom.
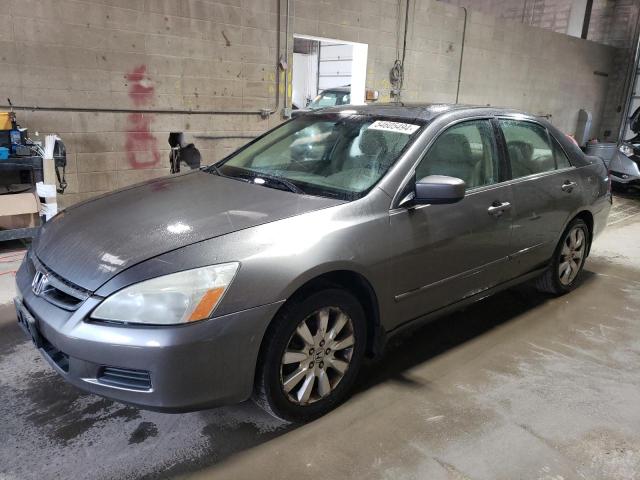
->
34, 171, 343, 291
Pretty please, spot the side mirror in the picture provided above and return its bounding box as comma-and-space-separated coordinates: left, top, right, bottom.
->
414, 175, 466, 205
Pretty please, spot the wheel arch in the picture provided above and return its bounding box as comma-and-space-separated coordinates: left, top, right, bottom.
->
573, 210, 594, 256
556, 209, 594, 257
261, 268, 384, 362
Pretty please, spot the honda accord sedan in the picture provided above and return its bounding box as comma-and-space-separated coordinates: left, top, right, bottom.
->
14, 104, 611, 422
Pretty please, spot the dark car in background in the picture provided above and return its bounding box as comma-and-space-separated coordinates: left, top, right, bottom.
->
610, 105, 640, 190
15, 104, 611, 422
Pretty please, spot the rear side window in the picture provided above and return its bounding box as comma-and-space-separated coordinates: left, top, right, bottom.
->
416, 119, 499, 189
499, 120, 555, 178
551, 135, 572, 169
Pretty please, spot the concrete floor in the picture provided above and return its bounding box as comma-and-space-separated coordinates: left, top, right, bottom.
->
1, 193, 639, 480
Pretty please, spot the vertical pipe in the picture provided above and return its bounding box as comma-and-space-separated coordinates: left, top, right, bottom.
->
455, 7, 468, 104
316, 41, 321, 96
283, 0, 291, 114
581, 0, 593, 39
395, 0, 410, 100
273, 0, 281, 113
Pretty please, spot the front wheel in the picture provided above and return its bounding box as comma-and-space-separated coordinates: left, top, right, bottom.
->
253, 288, 367, 423
536, 218, 590, 295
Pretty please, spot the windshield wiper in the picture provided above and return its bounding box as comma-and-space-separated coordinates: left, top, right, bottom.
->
253, 174, 305, 194
208, 164, 250, 182
210, 165, 304, 194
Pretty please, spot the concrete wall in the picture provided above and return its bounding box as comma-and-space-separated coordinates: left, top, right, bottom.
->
588, 0, 639, 49
442, 0, 574, 35
435, 0, 638, 142
458, 9, 615, 137
442, 0, 640, 49
0, 0, 621, 208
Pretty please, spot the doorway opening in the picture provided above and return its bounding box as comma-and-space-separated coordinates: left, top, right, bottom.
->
292, 34, 369, 112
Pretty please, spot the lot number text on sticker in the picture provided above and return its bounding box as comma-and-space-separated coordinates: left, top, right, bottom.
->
369, 120, 420, 135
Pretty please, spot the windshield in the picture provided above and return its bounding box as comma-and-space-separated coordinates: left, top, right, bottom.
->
308, 91, 351, 110
215, 114, 424, 200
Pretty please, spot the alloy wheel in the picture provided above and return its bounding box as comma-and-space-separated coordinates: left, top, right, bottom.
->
279, 307, 355, 405
558, 226, 586, 285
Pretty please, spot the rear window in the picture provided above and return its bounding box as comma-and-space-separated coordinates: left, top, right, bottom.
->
551, 135, 572, 169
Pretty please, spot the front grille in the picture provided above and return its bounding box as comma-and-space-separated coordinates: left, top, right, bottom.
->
97, 367, 152, 391
29, 254, 90, 310
41, 335, 69, 372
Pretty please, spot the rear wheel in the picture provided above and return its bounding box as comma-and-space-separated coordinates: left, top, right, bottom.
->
254, 288, 366, 422
536, 218, 589, 295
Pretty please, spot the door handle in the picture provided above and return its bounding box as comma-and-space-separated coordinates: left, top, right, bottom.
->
487, 201, 511, 217
561, 181, 577, 192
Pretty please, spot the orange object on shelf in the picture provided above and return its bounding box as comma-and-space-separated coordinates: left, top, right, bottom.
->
0, 112, 13, 130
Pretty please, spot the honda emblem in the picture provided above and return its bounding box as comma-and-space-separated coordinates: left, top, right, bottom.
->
31, 271, 50, 296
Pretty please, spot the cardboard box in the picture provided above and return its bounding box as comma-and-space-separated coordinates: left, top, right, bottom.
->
0, 191, 41, 229
0, 212, 39, 229
0, 113, 13, 130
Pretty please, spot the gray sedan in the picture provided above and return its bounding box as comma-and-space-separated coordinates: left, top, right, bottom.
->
14, 104, 611, 422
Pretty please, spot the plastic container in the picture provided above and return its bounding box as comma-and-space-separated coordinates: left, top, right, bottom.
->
0, 147, 9, 160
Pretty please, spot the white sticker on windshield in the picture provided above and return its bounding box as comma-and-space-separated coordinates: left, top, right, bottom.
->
368, 120, 420, 135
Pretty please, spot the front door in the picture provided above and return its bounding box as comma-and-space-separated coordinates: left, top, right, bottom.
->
388, 119, 514, 330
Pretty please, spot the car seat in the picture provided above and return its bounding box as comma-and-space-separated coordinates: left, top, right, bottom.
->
421, 133, 477, 187
508, 140, 554, 176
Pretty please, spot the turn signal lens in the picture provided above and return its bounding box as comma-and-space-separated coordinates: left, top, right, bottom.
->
187, 287, 225, 322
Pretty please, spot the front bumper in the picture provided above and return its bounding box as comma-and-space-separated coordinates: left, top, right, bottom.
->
610, 152, 640, 185
610, 171, 640, 185
15, 255, 284, 412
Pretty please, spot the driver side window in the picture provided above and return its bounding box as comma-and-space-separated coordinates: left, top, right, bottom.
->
416, 119, 499, 189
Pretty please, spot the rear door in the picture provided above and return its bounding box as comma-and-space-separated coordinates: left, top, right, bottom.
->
497, 118, 583, 276
388, 118, 514, 329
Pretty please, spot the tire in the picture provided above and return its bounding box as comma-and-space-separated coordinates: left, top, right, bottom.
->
253, 288, 367, 423
536, 218, 590, 295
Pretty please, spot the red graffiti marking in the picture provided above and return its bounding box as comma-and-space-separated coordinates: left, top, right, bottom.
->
125, 65, 160, 169
126, 65, 155, 102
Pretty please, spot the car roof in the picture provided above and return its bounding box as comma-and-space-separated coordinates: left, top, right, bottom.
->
321, 86, 350, 93
311, 102, 530, 122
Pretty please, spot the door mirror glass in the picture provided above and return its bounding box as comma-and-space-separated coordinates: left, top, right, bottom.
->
414, 175, 466, 205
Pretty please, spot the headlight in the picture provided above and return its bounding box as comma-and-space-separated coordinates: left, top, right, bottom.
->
619, 144, 634, 157
91, 263, 239, 325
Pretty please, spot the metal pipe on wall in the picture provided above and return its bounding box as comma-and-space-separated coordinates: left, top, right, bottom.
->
271, 0, 282, 115
455, 6, 468, 104
283, 0, 291, 115
0, 105, 269, 116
